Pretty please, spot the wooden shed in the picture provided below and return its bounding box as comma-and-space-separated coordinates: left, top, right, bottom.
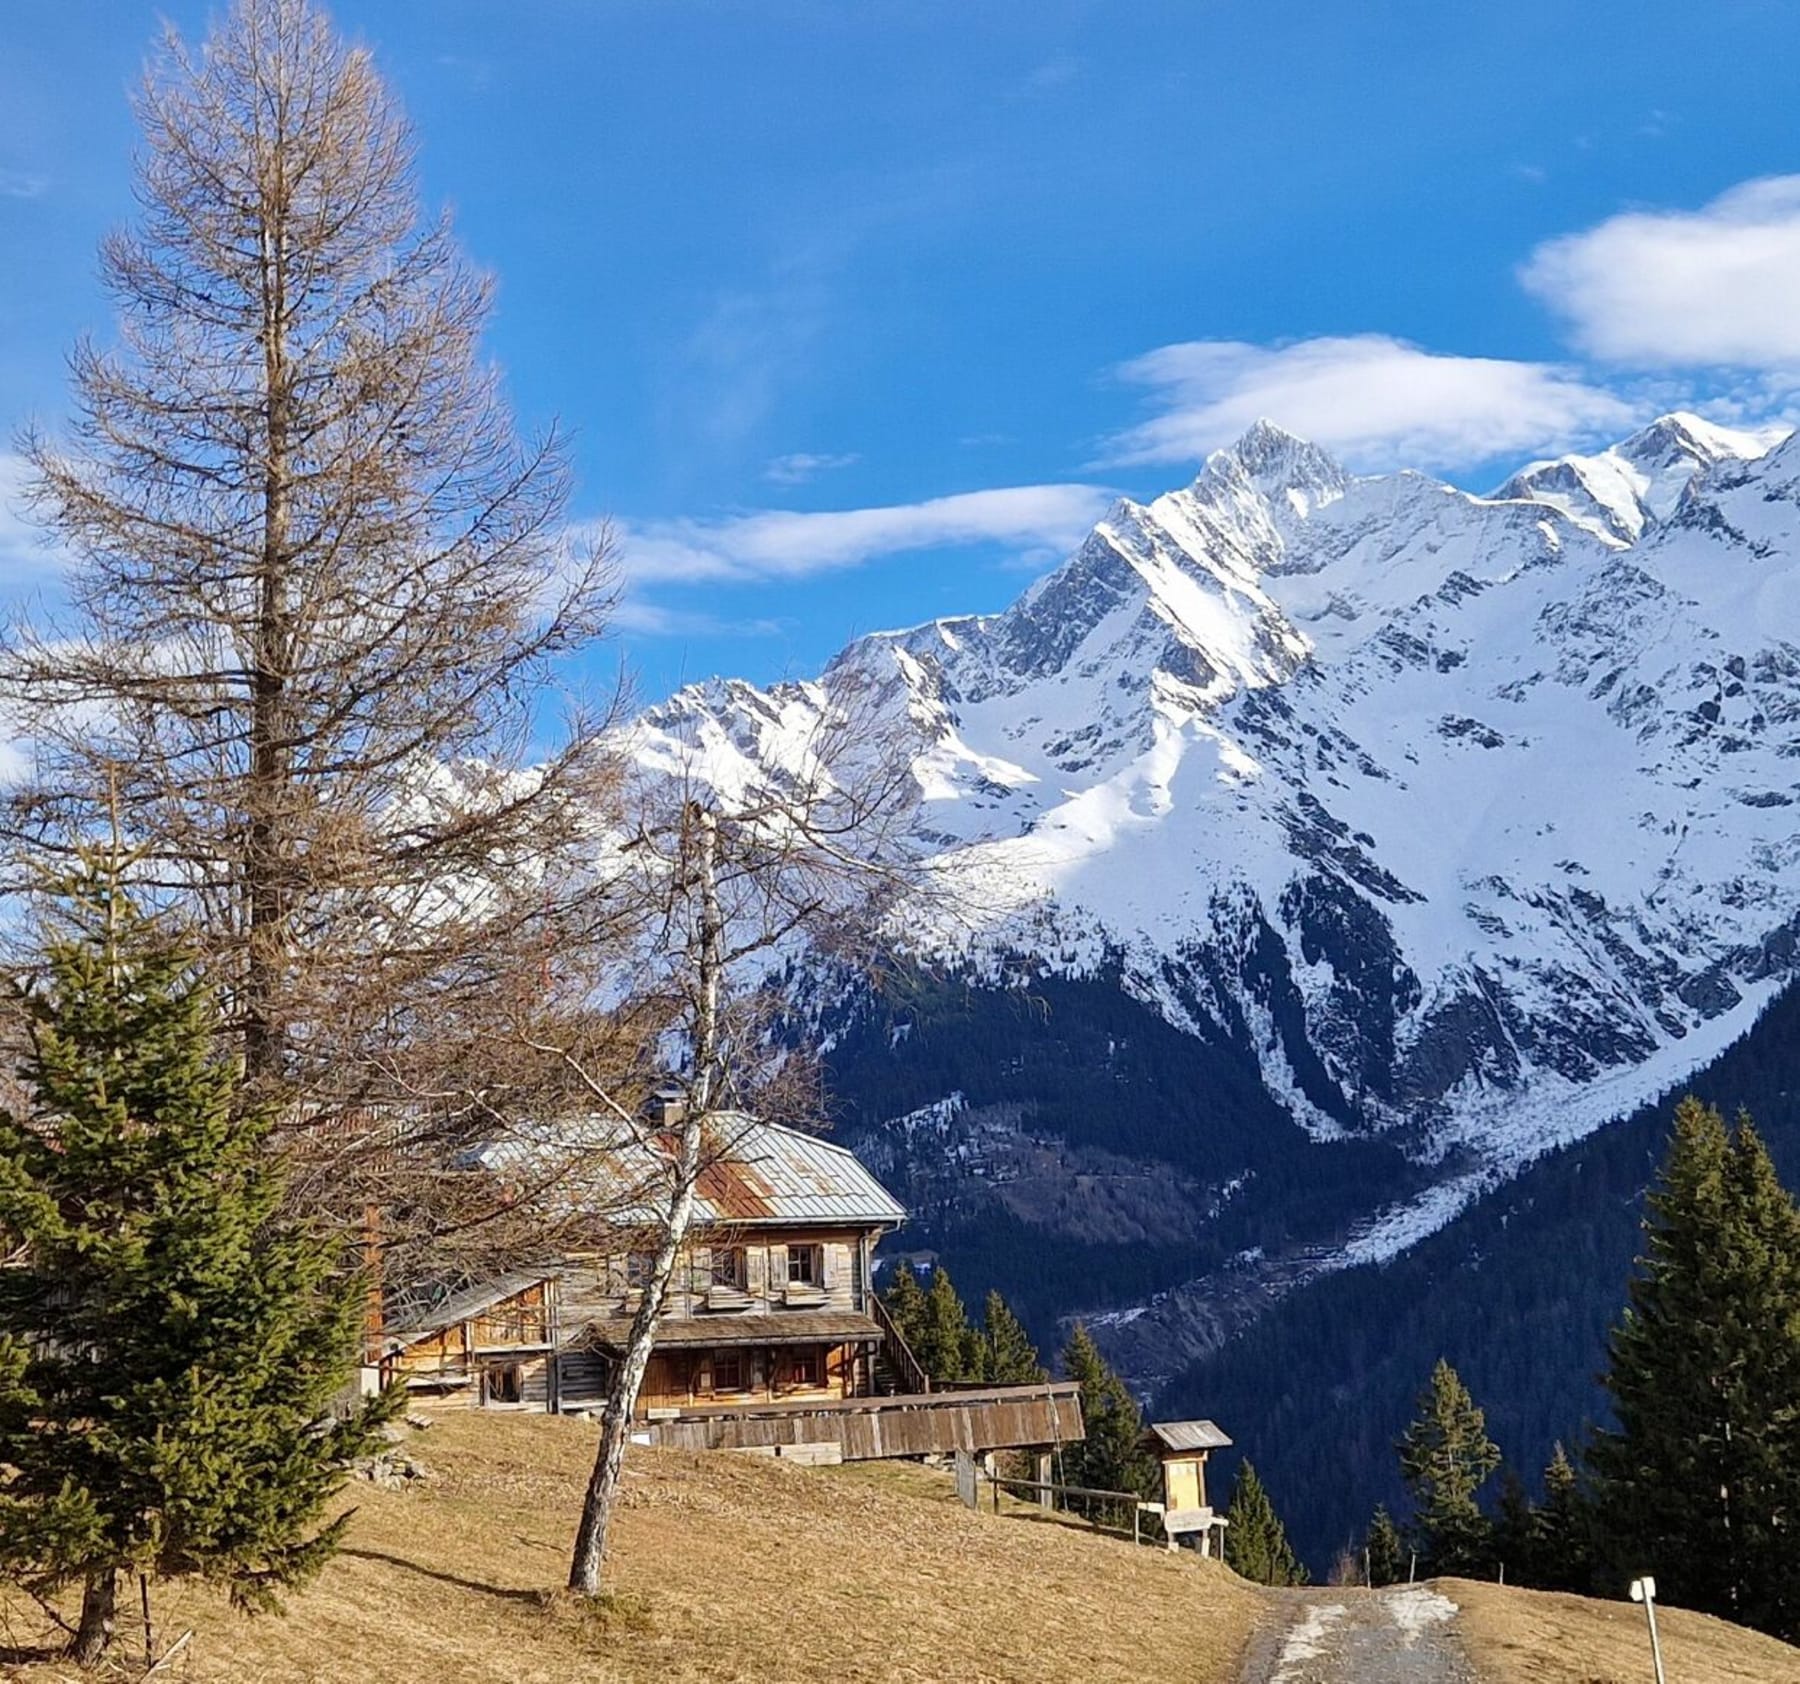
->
378, 1271, 561, 1409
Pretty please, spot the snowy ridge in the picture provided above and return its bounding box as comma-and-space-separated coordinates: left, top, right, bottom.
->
632, 413, 1800, 1262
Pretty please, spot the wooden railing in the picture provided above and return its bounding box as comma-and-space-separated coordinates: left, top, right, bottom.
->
867, 1291, 931, 1395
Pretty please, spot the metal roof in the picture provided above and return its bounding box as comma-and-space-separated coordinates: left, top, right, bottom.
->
475, 1113, 907, 1231
582, 1310, 884, 1351
385, 1268, 556, 1344
1147, 1419, 1233, 1453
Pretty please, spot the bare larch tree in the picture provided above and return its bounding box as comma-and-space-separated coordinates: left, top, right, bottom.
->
2, 0, 620, 1224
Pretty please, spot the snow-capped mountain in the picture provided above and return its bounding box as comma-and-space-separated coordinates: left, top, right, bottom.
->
635, 412, 1800, 1305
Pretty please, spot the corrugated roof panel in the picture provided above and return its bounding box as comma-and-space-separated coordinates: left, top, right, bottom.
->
474, 1114, 907, 1230
1147, 1419, 1233, 1452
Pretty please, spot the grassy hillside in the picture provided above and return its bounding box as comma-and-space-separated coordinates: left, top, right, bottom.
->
5, 1416, 1797, 1682
1452, 1578, 1800, 1684
0, 1413, 1261, 1684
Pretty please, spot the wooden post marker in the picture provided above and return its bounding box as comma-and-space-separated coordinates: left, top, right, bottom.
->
1629, 1576, 1667, 1684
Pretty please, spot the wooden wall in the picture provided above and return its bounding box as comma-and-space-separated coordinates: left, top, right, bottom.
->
561, 1228, 868, 1324
634, 1341, 856, 1414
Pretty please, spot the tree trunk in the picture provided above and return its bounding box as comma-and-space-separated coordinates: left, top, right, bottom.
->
568, 805, 721, 1596
69, 1567, 117, 1668
245, 119, 294, 1092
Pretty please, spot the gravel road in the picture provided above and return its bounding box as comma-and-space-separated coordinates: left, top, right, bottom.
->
1237, 1585, 1480, 1683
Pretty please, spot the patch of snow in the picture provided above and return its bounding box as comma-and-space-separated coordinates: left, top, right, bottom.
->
1272, 1602, 1347, 1681
1384, 1586, 1458, 1647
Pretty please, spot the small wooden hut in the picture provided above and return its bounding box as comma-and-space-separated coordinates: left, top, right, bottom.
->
1146, 1419, 1232, 1556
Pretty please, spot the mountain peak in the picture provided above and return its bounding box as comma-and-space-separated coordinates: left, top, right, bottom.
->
1200, 420, 1350, 514
1616, 411, 1782, 471
1497, 411, 1791, 545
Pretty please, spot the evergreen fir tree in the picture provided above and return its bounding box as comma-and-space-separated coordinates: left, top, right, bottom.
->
0, 861, 394, 1666
1397, 1358, 1500, 1577
1365, 1505, 1406, 1586
1588, 1097, 1800, 1641
1491, 1470, 1536, 1586
881, 1259, 927, 1354
1532, 1442, 1591, 1593
1223, 1461, 1308, 1586
979, 1291, 1045, 1384
1059, 1323, 1157, 1525
914, 1265, 982, 1384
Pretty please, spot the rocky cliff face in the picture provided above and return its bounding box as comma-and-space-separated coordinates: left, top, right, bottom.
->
634, 413, 1800, 1362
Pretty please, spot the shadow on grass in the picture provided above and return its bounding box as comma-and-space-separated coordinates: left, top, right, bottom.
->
339, 1546, 543, 1605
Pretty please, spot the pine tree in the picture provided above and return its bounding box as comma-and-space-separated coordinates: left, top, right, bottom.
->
881, 1260, 928, 1353
914, 1266, 982, 1384
979, 1291, 1045, 1384
1532, 1442, 1591, 1593
1365, 1505, 1406, 1586
1589, 1097, 1800, 1641
1224, 1461, 1308, 1586
1059, 1324, 1157, 1525
0, 861, 394, 1666
1397, 1358, 1500, 1577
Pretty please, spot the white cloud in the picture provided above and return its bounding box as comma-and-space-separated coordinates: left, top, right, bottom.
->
620, 483, 1115, 588
762, 451, 860, 486
610, 599, 788, 639
0, 453, 62, 585
1099, 334, 1636, 471
0, 169, 48, 200
1521, 176, 1800, 368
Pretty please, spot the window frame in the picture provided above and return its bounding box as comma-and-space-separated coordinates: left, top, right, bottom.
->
786, 1243, 820, 1287
710, 1350, 746, 1393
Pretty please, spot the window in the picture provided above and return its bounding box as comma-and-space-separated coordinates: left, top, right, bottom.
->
710, 1351, 745, 1392
786, 1244, 820, 1286
710, 1247, 746, 1289
624, 1251, 657, 1290
788, 1347, 824, 1388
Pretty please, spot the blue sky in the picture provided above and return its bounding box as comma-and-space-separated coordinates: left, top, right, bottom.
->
4, 0, 1800, 699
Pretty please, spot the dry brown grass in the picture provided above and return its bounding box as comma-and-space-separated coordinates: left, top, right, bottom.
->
1451, 1576, 1800, 1684
0, 1412, 1261, 1684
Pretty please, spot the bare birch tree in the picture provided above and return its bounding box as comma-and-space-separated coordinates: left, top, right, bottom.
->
514, 690, 927, 1595
1, 0, 621, 1220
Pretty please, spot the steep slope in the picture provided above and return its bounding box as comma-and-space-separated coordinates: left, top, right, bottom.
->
635, 414, 1800, 1378
1157, 975, 1800, 1571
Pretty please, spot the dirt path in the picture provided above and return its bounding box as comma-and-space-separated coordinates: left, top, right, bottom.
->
1237, 1585, 1479, 1683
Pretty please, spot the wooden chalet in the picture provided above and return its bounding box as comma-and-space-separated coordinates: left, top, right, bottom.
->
554, 1118, 912, 1417
373, 1112, 1086, 1466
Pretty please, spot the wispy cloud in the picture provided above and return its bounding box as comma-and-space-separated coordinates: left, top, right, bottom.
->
762, 451, 860, 486
0, 453, 62, 585
610, 599, 789, 639
619, 483, 1114, 590
1098, 335, 1636, 472
1522, 175, 1800, 370
0, 169, 48, 200
1016, 55, 1080, 96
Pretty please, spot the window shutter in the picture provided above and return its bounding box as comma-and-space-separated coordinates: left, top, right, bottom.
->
820, 1243, 838, 1291
746, 1245, 766, 1295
